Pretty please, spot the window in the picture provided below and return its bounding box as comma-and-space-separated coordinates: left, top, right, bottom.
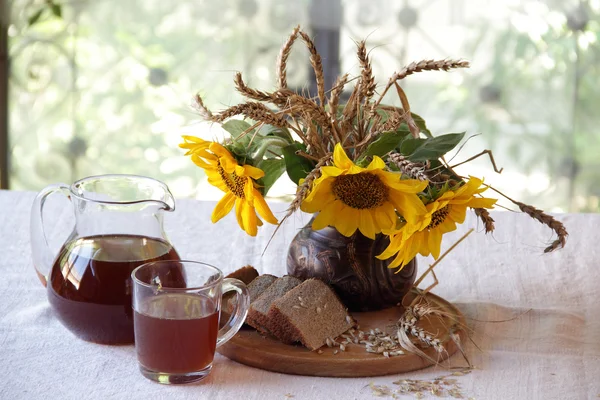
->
3, 0, 600, 211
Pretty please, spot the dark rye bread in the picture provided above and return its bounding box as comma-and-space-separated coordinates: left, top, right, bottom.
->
225, 265, 259, 285
223, 266, 259, 311
268, 279, 355, 350
224, 273, 276, 315
246, 275, 302, 335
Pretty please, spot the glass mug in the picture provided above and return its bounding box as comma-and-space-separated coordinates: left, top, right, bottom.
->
131, 260, 250, 384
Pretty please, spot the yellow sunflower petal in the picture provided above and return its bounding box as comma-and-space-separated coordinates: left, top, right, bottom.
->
333, 143, 353, 170
311, 200, 343, 231
465, 197, 497, 209
181, 135, 209, 144
440, 219, 458, 234
366, 156, 386, 170
321, 166, 343, 177
377, 230, 405, 260
206, 176, 229, 192
211, 192, 236, 223
301, 178, 334, 211
447, 204, 467, 224
242, 164, 265, 180
405, 233, 422, 261
379, 171, 427, 193
209, 143, 238, 173
428, 229, 443, 259
244, 178, 255, 202
358, 211, 377, 239
253, 190, 278, 224
234, 198, 245, 233
241, 201, 258, 236
389, 192, 427, 224
373, 202, 396, 232
387, 235, 418, 270
191, 154, 215, 170
334, 207, 359, 237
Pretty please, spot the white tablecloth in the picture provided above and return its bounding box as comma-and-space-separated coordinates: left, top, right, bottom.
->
0, 190, 598, 400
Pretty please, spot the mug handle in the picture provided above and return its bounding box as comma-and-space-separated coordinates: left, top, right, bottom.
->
217, 278, 250, 347
30, 184, 71, 287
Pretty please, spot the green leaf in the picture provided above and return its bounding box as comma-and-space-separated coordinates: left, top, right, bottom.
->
257, 158, 286, 196
411, 113, 432, 138
51, 3, 62, 18
222, 119, 253, 140
400, 138, 427, 156
281, 143, 316, 185
402, 132, 465, 161
362, 129, 410, 159
28, 9, 45, 26
261, 125, 292, 141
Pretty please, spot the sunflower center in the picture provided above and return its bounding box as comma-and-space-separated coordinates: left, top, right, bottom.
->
331, 172, 389, 209
428, 205, 450, 229
217, 165, 246, 198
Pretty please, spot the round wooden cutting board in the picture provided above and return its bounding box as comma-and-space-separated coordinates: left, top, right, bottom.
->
217, 292, 466, 377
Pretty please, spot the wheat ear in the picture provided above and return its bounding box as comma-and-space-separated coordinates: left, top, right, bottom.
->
211, 102, 288, 128
388, 152, 429, 181
298, 30, 326, 107
474, 208, 495, 233
356, 40, 376, 102
191, 94, 214, 120
515, 202, 568, 253
276, 25, 300, 89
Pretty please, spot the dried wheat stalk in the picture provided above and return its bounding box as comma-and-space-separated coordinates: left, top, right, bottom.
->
391, 59, 470, 82
192, 94, 214, 120
514, 201, 568, 253
283, 94, 333, 141
356, 40, 376, 103
474, 207, 495, 233
211, 102, 288, 128
373, 59, 470, 110
233, 72, 273, 102
298, 31, 326, 107
276, 25, 300, 89
388, 152, 429, 181
340, 88, 360, 143
378, 110, 404, 133
400, 322, 445, 353
328, 73, 349, 122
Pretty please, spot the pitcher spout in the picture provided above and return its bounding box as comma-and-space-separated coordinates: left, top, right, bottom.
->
160, 186, 176, 212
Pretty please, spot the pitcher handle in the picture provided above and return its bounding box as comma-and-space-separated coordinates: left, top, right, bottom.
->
30, 184, 71, 287
216, 278, 250, 347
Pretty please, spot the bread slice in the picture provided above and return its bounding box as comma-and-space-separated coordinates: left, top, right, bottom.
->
246, 275, 302, 335
225, 265, 259, 285
268, 279, 355, 350
224, 273, 277, 315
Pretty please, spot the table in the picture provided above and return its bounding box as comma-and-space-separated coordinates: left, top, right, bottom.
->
1, 190, 598, 400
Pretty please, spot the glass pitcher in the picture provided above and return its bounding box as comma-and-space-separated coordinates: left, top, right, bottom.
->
30, 174, 181, 344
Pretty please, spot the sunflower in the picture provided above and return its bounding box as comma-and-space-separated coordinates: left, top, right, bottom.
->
180, 136, 277, 236
377, 176, 497, 269
301, 144, 428, 239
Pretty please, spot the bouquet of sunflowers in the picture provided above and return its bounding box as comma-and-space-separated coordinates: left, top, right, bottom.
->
180, 26, 567, 271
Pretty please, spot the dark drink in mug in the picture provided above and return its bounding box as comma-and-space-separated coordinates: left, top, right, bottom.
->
134, 294, 219, 373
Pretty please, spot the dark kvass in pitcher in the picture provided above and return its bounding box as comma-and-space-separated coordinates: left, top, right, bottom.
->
48, 234, 182, 344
